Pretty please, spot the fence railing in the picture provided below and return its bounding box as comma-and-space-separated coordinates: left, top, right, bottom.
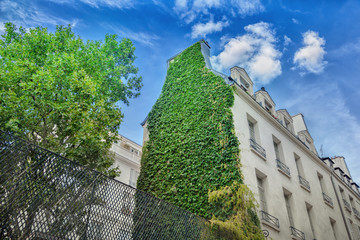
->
299, 175, 310, 191
276, 159, 290, 176
0, 131, 215, 240
323, 192, 333, 207
249, 138, 266, 158
290, 226, 305, 240
354, 208, 360, 220
343, 199, 352, 212
260, 210, 279, 229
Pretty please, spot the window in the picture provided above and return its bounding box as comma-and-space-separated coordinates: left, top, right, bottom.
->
240, 76, 250, 89
318, 173, 326, 193
257, 176, 267, 212
284, 193, 294, 226
306, 203, 316, 239
305, 138, 312, 150
273, 141, 280, 160
248, 121, 255, 141
285, 118, 291, 130
348, 219, 355, 240
330, 218, 338, 240
130, 147, 139, 155
129, 169, 139, 187
294, 154, 303, 176
350, 196, 355, 208
265, 100, 273, 113
272, 136, 284, 161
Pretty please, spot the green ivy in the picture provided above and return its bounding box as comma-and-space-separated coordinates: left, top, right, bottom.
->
137, 41, 243, 219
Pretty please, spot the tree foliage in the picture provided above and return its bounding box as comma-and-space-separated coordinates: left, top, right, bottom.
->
208, 182, 264, 239
0, 23, 142, 176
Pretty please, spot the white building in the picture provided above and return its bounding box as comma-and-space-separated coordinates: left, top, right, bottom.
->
229, 65, 360, 240
110, 135, 141, 188
142, 40, 360, 240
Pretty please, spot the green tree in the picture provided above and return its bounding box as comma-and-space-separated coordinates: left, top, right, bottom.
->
0, 23, 142, 176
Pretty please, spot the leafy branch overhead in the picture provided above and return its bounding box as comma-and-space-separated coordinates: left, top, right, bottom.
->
0, 23, 142, 177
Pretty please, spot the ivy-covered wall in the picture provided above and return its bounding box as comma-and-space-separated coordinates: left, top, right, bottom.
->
137, 41, 243, 219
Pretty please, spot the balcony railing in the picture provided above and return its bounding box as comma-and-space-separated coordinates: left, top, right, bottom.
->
250, 138, 266, 158
299, 175, 310, 191
353, 208, 360, 220
343, 199, 351, 212
290, 226, 305, 240
276, 159, 290, 176
260, 210, 279, 229
323, 192, 333, 207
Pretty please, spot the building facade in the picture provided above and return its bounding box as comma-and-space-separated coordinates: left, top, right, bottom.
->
229, 65, 360, 240
142, 41, 360, 239
111, 135, 141, 188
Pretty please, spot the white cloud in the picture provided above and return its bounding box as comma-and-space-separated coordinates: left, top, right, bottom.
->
105, 25, 160, 46
331, 38, 360, 56
211, 22, 282, 85
193, 0, 221, 9
292, 18, 300, 24
80, 0, 133, 8
0, 0, 79, 29
293, 31, 327, 74
191, 19, 229, 39
285, 81, 360, 183
284, 35, 292, 46
230, 0, 264, 16
49, 0, 134, 9
173, 0, 264, 24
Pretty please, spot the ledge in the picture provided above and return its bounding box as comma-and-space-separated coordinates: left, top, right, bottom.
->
261, 220, 280, 232
324, 200, 334, 208
277, 167, 291, 179
300, 183, 311, 193
251, 148, 267, 161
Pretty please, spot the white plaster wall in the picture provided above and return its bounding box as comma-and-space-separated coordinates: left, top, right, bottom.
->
231, 87, 348, 240
110, 136, 141, 187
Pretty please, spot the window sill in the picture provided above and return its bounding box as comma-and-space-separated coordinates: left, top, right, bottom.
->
261, 219, 280, 232
324, 200, 334, 208
277, 167, 291, 179
300, 184, 311, 193
251, 148, 267, 161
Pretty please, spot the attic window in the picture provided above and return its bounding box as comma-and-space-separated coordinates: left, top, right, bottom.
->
284, 118, 291, 129
265, 100, 272, 112
240, 76, 250, 88
305, 138, 312, 149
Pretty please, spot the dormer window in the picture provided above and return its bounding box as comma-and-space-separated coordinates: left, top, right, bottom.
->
285, 118, 291, 129
240, 76, 250, 89
265, 100, 273, 113
305, 138, 311, 149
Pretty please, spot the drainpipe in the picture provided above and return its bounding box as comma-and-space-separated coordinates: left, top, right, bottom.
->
330, 175, 352, 239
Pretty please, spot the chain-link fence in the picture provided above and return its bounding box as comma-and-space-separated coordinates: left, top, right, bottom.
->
0, 131, 215, 240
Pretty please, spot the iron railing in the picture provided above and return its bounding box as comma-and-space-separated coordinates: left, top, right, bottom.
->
354, 208, 360, 220
0, 131, 215, 240
249, 138, 266, 158
299, 175, 310, 191
323, 192, 333, 207
343, 199, 351, 212
260, 210, 279, 229
276, 159, 290, 176
290, 226, 305, 240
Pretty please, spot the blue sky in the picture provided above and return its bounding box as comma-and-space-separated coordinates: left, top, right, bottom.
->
1, 0, 360, 183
